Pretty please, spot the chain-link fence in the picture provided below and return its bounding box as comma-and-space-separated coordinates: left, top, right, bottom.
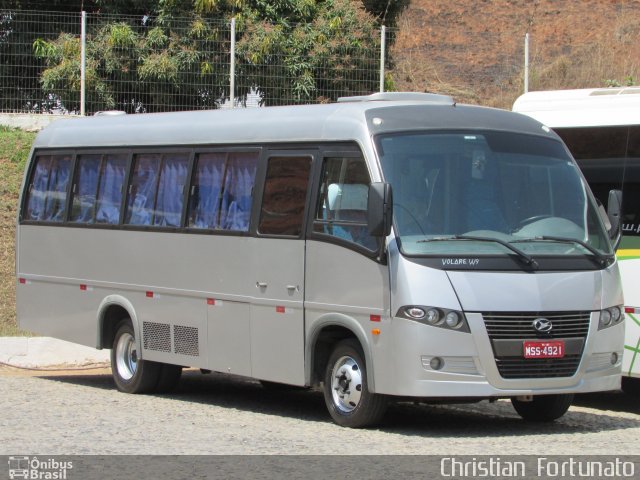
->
0, 9, 386, 115
2, 6, 639, 116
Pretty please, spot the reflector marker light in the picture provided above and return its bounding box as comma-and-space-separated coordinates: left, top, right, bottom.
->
146, 291, 154, 298
80, 284, 87, 291
207, 298, 215, 306
370, 315, 381, 322
625, 307, 639, 314
371, 328, 381, 336
19, 278, 26, 284
276, 306, 285, 313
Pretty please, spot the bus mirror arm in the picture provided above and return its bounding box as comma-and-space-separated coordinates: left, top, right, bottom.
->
607, 189, 622, 250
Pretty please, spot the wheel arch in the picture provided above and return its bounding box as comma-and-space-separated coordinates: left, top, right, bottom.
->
96, 295, 141, 353
306, 313, 376, 391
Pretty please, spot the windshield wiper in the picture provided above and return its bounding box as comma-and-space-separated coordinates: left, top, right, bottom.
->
510, 236, 613, 267
418, 235, 538, 268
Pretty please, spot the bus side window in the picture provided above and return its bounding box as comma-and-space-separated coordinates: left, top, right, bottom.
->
125, 154, 162, 226
258, 156, 311, 236
153, 153, 189, 227
187, 151, 258, 231
313, 156, 376, 251
95, 154, 128, 225
70, 154, 101, 223
24, 154, 72, 222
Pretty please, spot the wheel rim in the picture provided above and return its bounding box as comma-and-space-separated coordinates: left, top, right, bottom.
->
330, 355, 363, 413
115, 332, 138, 381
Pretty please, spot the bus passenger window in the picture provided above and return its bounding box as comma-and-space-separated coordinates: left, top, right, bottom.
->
95, 154, 128, 225
125, 154, 161, 226
153, 154, 189, 227
70, 154, 101, 223
187, 152, 258, 231
258, 156, 311, 236
313, 156, 376, 250
24, 154, 72, 222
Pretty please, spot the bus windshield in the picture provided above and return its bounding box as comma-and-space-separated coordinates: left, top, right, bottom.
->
376, 131, 613, 258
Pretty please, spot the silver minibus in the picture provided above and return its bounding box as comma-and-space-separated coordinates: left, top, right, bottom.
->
16, 92, 624, 427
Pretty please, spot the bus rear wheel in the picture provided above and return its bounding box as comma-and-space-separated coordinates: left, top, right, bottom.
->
323, 339, 387, 428
111, 319, 161, 394
511, 394, 573, 422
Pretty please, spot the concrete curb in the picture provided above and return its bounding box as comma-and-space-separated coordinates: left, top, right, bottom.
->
0, 337, 109, 368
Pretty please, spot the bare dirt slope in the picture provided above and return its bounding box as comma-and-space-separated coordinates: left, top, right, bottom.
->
391, 0, 640, 107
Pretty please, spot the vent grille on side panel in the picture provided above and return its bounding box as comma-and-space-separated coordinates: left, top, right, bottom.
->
173, 325, 199, 356
142, 321, 171, 352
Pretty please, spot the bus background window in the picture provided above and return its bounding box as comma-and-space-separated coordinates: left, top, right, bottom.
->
187, 151, 257, 231
557, 126, 640, 235
24, 154, 72, 222
313, 156, 376, 250
259, 156, 311, 236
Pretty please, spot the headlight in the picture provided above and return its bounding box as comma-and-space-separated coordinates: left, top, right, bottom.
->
425, 308, 440, 325
598, 306, 624, 330
445, 311, 461, 329
397, 306, 470, 333
611, 306, 622, 323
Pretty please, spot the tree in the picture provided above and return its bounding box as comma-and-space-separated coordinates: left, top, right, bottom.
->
5, 0, 408, 112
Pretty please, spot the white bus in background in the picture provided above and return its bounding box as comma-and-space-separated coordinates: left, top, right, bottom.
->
514, 87, 640, 394
16, 92, 625, 427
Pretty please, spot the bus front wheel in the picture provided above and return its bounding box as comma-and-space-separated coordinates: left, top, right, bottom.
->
111, 319, 161, 394
323, 339, 387, 428
511, 394, 573, 422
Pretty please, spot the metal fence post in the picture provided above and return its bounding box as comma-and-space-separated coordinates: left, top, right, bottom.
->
80, 11, 86, 115
230, 17, 236, 108
379, 25, 386, 93
524, 32, 529, 94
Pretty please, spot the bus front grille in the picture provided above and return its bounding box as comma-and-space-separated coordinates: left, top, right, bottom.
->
482, 311, 591, 340
494, 355, 583, 379
481, 311, 591, 379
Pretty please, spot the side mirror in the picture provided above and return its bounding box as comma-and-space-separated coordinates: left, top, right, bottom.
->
607, 189, 622, 250
367, 182, 393, 237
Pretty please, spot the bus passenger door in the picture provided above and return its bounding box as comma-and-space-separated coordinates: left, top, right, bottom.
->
250, 153, 313, 385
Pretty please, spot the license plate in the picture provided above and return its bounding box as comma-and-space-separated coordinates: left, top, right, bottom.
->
523, 340, 565, 359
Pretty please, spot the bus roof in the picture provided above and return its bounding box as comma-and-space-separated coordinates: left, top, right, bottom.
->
513, 87, 640, 128
33, 93, 551, 149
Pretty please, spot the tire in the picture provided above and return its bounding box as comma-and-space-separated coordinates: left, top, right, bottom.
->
111, 319, 161, 394
511, 394, 573, 422
155, 364, 183, 393
323, 339, 387, 428
621, 377, 640, 396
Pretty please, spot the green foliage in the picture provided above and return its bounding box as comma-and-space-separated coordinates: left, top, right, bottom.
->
604, 76, 636, 87
0, 128, 36, 336
0, 126, 34, 167
28, 0, 406, 111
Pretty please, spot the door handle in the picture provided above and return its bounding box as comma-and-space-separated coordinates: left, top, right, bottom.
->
256, 282, 268, 288
286, 285, 299, 293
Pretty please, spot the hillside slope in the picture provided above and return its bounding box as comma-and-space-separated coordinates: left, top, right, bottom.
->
391, 0, 640, 107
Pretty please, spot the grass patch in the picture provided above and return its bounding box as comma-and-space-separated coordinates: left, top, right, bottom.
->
0, 126, 35, 336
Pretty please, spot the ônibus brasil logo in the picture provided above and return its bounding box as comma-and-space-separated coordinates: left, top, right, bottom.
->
8, 456, 73, 480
